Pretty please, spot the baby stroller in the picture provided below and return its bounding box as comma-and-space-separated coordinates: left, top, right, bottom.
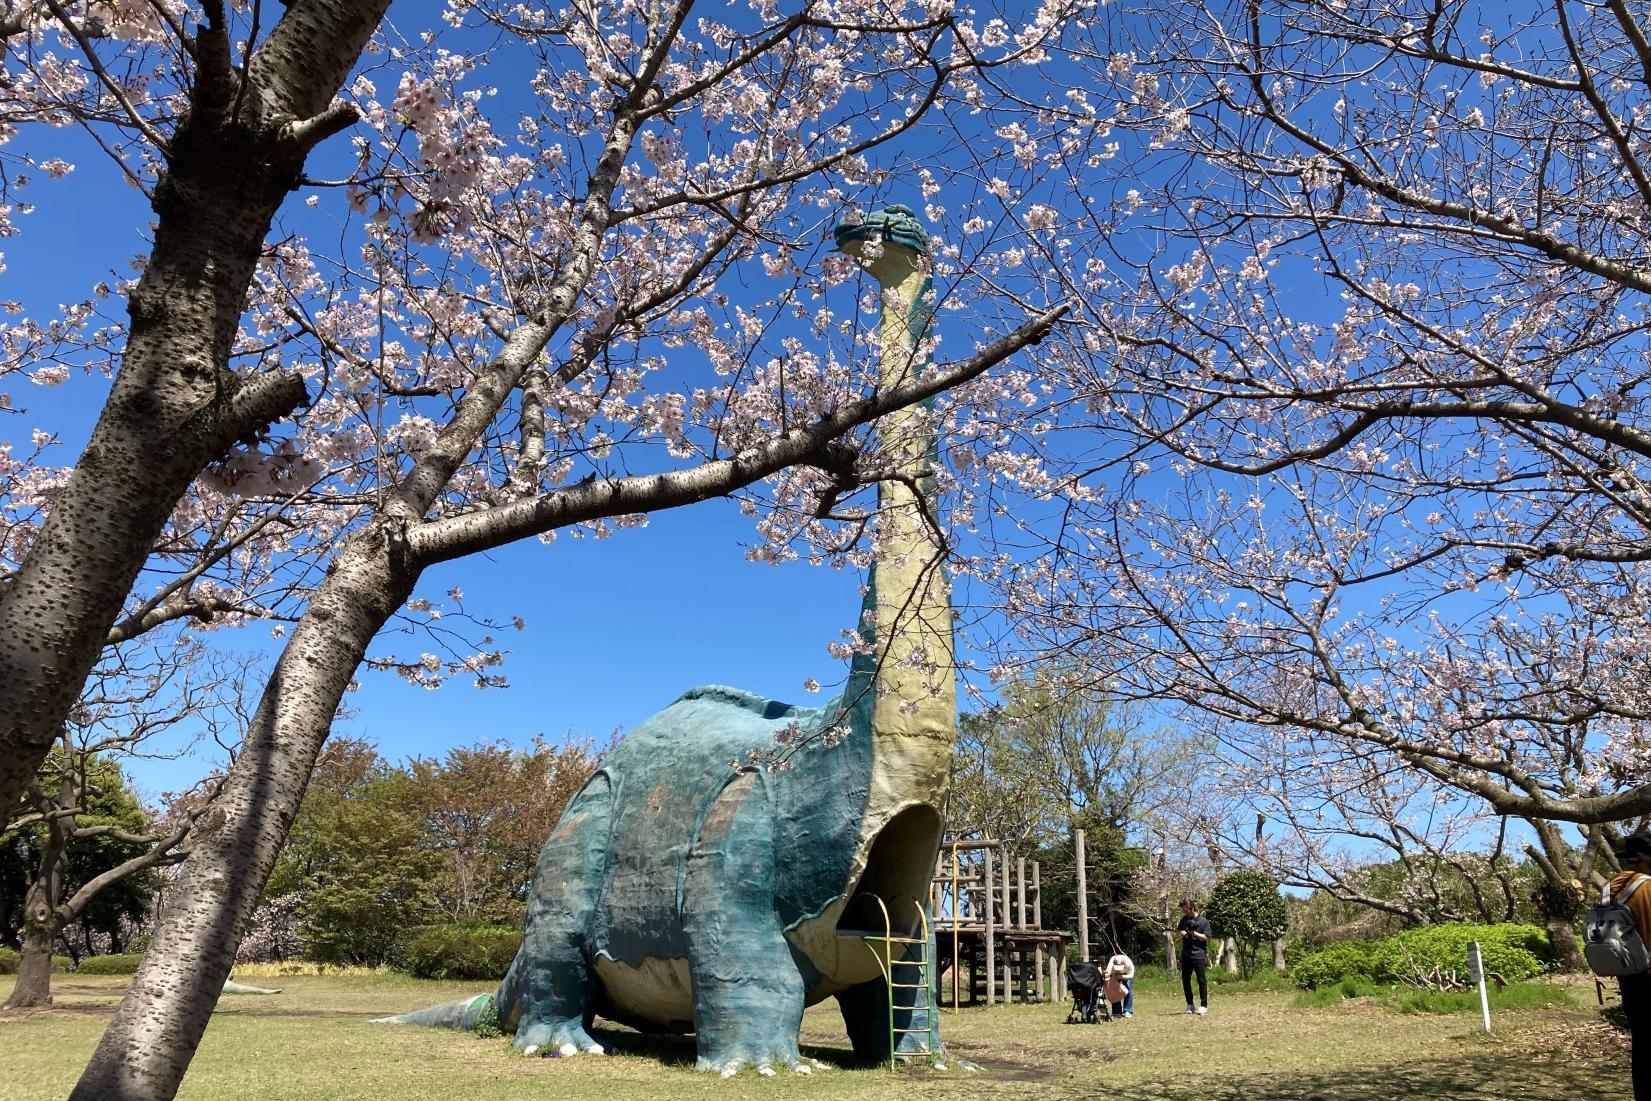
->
1065, 960, 1111, 1024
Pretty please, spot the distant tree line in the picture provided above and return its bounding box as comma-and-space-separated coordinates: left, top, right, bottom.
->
242, 735, 601, 967
2, 732, 601, 1004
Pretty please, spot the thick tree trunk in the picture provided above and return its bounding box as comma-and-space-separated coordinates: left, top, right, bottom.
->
0, 0, 389, 816
1545, 916, 1586, 972
1272, 936, 1287, 973
70, 524, 416, 1100
4, 921, 57, 1009
1220, 937, 1239, 974
1526, 824, 1590, 973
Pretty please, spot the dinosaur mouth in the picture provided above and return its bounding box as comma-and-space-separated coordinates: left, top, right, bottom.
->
837, 802, 944, 937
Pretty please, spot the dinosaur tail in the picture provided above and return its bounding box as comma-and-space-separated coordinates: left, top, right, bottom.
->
372, 990, 494, 1029
373, 947, 524, 1030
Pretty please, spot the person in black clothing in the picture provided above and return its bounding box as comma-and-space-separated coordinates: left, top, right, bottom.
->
1614, 831, 1651, 1101
1177, 898, 1212, 1015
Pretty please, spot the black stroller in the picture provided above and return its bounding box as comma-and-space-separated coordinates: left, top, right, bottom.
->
1065, 960, 1111, 1024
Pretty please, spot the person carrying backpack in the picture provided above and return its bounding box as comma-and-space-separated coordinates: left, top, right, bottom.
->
1603, 831, 1651, 1101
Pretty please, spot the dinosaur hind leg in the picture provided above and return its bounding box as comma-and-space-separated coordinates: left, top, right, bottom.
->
501, 772, 612, 1057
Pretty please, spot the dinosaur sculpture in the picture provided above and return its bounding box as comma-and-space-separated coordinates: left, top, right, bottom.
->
385, 206, 960, 1075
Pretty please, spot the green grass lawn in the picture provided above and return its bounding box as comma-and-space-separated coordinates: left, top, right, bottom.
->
0, 972, 1628, 1101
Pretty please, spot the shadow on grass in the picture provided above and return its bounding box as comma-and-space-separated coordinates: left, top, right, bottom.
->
589, 1027, 860, 1071
1091, 1052, 1619, 1101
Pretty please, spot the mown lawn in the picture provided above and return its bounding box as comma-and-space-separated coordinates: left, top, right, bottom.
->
0, 971, 1628, 1101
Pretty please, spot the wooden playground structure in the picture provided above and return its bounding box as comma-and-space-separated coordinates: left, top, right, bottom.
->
926, 836, 1075, 1008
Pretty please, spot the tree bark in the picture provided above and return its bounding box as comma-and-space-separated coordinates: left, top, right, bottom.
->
0, 0, 389, 816
70, 522, 416, 1099
5, 921, 56, 1009
6, 786, 69, 1010
1526, 826, 1591, 972
1545, 915, 1587, 972
1272, 936, 1287, 973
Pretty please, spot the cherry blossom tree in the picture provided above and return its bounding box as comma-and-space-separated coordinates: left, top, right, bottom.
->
0, 2, 1097, 1096
1203, 720, 1616, 967
0, 0, 393, 816
966, 0, 1651, 851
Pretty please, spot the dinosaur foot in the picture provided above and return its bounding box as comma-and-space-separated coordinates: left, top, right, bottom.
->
697, 1055, 817, 1077
514, 1020, 605, 1057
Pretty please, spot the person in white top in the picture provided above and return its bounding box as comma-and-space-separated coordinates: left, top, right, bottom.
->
1104, 952, 1135, 1019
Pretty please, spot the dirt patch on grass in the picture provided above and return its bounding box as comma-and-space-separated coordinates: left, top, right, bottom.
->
969, 1054, 1091, 1081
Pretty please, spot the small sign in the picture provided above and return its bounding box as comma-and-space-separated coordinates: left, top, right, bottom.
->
1467, 940, 1491, 1032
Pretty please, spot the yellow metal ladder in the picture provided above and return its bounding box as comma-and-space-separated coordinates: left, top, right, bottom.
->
854, 891, 932, 1070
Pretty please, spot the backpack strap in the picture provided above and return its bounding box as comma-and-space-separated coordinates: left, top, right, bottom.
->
1616, 873, 1651, 906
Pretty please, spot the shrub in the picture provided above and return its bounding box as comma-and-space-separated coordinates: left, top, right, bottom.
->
396, 925, 522, 981
1292, 923, 1551, 989
1373, 923, 1550, 987
1291, 941, 1382, 990
125, 934, 152, 955
1, 951, 78, 973
76, 953, 144, 975
1391, 981, 1571, 1015
1205, 871, 1289, 978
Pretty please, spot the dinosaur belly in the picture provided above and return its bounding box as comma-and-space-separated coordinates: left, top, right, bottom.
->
592, 954, 695, 1031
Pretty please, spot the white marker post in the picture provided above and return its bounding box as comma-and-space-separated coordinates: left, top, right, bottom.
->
1467, 941, 1491, 1033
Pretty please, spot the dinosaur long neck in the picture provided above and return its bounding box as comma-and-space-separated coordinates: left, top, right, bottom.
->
848, 240, 956, 816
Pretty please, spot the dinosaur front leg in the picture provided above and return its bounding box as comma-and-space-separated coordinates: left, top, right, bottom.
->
501, 774, 612, 1057
683, 773, 812, 1077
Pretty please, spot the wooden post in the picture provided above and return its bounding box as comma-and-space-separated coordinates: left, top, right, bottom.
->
1160, 833, 1178, 976
1032, 860, 1042, 927
1075, 828, 1090, 963
1032, 861, 1044, 999
1049, 951, 1059, 1006
1017, 856, 1028, 929
950, 845, 960, 1012
984, 847, 996, 1007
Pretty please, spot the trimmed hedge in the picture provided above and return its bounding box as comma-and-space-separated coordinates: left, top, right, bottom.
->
76, 953, 144, 975
0, 949, 75, 974
1292, 923, 1551, 989
396, 925, 522, 981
